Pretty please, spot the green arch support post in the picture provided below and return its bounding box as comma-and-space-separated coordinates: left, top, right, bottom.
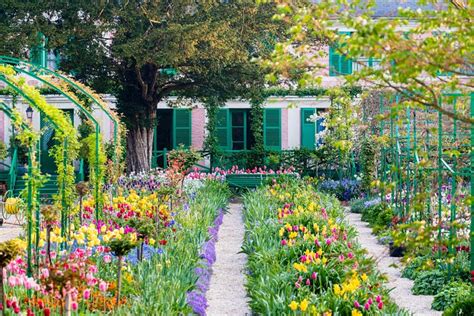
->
0, 74, 72, 242
0, 61, 103, 216
0, 102, 40, 277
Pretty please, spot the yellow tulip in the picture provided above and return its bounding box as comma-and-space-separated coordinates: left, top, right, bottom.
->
300, 299, 309, 312
289, 301, 298, 311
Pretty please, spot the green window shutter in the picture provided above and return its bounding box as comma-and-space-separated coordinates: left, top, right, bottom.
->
301, 108, 316, 149
173, 109, 191, 148
329, 46, 340, 76
30, 33, 47, 67
340, 55, 352, 75
329, 32, 352, 76
216, 109, 230, 150
264, 108, 281, 150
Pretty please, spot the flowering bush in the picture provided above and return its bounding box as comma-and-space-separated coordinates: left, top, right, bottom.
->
243, 178, 404, 315
1, 176, 229, 315
319, 178, 362, 201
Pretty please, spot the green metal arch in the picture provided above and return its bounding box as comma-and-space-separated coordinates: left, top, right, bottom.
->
0, 56, 120, 170
0, 62, 102, 214
0, 74, 72, 240
0, 101, 40, 277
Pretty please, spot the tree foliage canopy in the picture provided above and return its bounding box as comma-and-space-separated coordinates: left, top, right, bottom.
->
263, 0, 473, 123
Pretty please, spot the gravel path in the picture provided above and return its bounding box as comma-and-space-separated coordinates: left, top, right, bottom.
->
0, 223, 22, 242
206, 203, 250, 316
345, 210, 441, 316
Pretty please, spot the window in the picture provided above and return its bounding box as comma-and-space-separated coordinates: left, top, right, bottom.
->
216, 109, 253, 151
329, 46, 352, 76
154, 109, 191, 150
352, 57, 381, 72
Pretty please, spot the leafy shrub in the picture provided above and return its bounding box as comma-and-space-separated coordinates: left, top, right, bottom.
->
412, 270, 448, 295
361, 202, 392, 233
432, 282, 472, 311
318, 179, 361, 201
401, 256, 430, 280
443, 296, 474, 316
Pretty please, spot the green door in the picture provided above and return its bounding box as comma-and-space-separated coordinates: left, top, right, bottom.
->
301, 108, 316, 149
40, 109, 74, 174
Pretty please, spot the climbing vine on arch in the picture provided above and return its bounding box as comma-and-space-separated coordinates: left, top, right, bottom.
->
0, 65, 79, 211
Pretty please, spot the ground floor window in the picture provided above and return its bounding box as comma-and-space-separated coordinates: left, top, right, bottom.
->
153, 109, 191, 167
217, 109, 255, 151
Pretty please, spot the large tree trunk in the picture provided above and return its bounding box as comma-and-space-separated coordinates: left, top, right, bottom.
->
126, 126, 154, 173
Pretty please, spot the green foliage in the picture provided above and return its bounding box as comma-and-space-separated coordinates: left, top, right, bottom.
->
361, 202, 393, 234
8, 134, 28, 165
114, 180, 230, 315
250, 95, 265, 165
242, 179, 402, 314
349, 196, 375, 214
0, 140, 7, 161
443, 296, 474, 316
432, 282, 472, 311
359, 136, 377, 193
412, 270, 448, 296
265, 0, 473, 123
401, 255, 431, 280
167, 145, 202, 173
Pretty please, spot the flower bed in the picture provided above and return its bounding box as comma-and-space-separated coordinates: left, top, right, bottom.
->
0, 173, 229, 315
242, 177, 405, 315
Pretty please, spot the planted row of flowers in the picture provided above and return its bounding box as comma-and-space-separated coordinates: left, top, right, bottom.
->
1, 168, 229, 315
242, 177, 406, 315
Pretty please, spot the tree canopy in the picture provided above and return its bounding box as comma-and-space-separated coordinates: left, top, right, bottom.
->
263, 0, 473, 123
0, 0, 282, 172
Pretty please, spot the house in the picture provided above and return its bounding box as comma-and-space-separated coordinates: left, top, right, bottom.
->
0, 0, 434, 171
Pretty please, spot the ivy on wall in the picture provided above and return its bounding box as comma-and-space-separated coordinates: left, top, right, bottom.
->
202, 96, 221, 169
249, 94, 265, 165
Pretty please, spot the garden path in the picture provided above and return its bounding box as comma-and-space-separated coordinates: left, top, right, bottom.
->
345, 209, 442, 316
206, 203, 250, 316
0, 223, 22, 242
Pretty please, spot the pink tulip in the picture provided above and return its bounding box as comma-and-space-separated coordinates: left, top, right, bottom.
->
326, 238, 332, 246
367, 298, 373, 305
8, 276, 18, 287
281, 240, 287, 246
378, 302, 384, 310
71, 301, 78, 311
103, 255, 112, 263
99, 281, 108, 292
306, 279, 311, 286
295, 282, 300, 289
354, 301, 361, 308
376, 295, 382, 303
83, 289, 91, 300
311, 272, 317, 280
364, 303, 370, 310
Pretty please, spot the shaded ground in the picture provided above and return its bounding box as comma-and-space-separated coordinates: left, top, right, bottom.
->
206, 203, 250, 316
